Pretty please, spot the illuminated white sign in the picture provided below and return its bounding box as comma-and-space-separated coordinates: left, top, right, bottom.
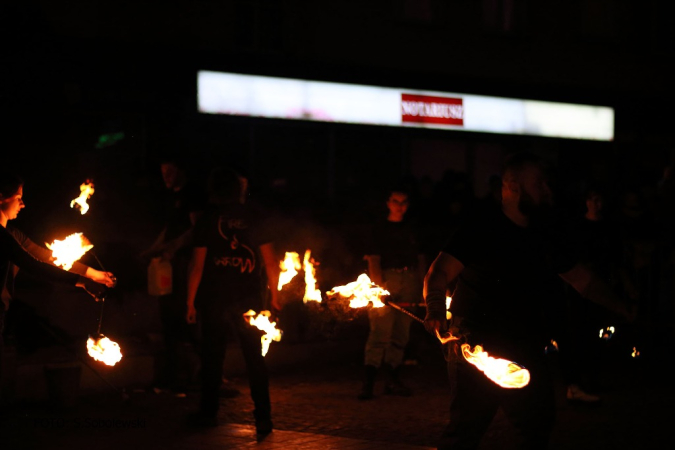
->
198, 71, 614, 141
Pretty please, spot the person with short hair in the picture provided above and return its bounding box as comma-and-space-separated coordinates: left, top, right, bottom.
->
358, 186, 426, 400
140, 155, 206, 396
423, 152, 635, 449
185, 166, 280, 434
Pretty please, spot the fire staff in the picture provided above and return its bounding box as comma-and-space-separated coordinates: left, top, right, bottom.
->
423, 153, 635, 450
0, 171, 115, 405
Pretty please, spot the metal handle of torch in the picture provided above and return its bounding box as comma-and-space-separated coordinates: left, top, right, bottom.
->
384, 299, 424, 323
90, 249, 107, 336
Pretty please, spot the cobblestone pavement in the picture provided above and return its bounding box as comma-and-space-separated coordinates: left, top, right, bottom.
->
3, 337, 674, 450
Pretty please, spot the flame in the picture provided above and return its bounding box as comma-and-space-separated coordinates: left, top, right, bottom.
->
632, 347, 640, 358
87, 335, 122, 366
243, 310, 282, 356
278, 252, 301, 291
599, 326, 615, 340
326, 273, 389, 308
46, 233, 93, 271
303, 250, 322, 303
70, 181, 95, 215
446, 296, 452, 320
461, 343, 530, 388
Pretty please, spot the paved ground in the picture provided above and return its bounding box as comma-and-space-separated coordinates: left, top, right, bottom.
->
2, 325, 674, 450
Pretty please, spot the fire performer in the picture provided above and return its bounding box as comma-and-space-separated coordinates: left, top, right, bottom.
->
185, 166, 280, 434
423, 153, 636, 450
359, 186, 426, 400
0, 171, 115, 404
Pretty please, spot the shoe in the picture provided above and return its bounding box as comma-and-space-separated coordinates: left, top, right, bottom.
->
566, 384, 600, 404
186, 411, 218, 427
255, 418, 273, 435
384, 380, 412, 397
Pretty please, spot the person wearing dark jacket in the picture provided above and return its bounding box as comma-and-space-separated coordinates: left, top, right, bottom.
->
1, 171, 115, 405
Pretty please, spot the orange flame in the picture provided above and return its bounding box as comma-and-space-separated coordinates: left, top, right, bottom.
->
243, 310, 282, 356
303, 250, 322, 303
45, 233, 93, 271
70, 181, 95, 215
278, 252, 301, 291
460, 343, 530, 388
327, 273, 389, 308
87, 335, 122, 366
599, 326, 615, 340
446, 296, 452, 320
632, 347, 640, 358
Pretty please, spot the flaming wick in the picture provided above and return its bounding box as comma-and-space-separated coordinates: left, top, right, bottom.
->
71, 180, 95, 215
46, 232, 94, 271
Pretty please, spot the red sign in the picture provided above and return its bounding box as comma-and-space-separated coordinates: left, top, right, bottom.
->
401, 94, 464, 126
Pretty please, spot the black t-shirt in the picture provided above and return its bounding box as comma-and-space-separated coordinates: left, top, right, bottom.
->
570, 217, 622, 284
162, 181, 206, 244
366, 219, 421, 270
192, 202, 272, 309
442, 208, 577, 358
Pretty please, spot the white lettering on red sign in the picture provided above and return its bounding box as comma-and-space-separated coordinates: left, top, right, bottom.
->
401, 94, 464, 126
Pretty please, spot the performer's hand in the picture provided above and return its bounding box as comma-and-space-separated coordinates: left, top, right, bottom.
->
424, 317, 447, 336
88, 269, 117, 288
186, 304, 197, 324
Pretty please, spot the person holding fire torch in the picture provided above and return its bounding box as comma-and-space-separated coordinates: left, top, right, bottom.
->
0, 171, 115, 404
423, 153, 636, 450
185, 166, 280, 434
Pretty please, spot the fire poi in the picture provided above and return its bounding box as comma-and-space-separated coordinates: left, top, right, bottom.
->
243, 310, 282, 356
87, 335, 123, 366
45, 232, 94, 271
70, 180, 95, 215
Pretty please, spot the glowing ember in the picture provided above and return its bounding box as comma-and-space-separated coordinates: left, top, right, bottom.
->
278, 252, 301, 291
87, 335, 122, 366
243, 310, 282, 356
70, 180, 95, 215
446, 296, 452, 320
461, 343, 530, 388
303, 250, 322, 303
46, 233, 94, 271
599, 326, 615, 340
326, 273, 389, 308
632, 347, 640, 358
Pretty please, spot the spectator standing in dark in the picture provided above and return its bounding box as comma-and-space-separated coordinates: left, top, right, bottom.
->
185, 166, 280, 434
1, 171, 114, 405
359, 186, 426, 400
140, 155, 206, 396
559, 187, 628, 403
423, 153, 635, 449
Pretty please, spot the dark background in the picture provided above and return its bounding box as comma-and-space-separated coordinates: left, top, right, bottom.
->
2, 1, 674, 343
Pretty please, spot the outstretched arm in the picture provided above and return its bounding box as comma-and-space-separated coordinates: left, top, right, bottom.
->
13, 229, 115, 287
559, 262, 636, 321
1, 227, 105, 300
